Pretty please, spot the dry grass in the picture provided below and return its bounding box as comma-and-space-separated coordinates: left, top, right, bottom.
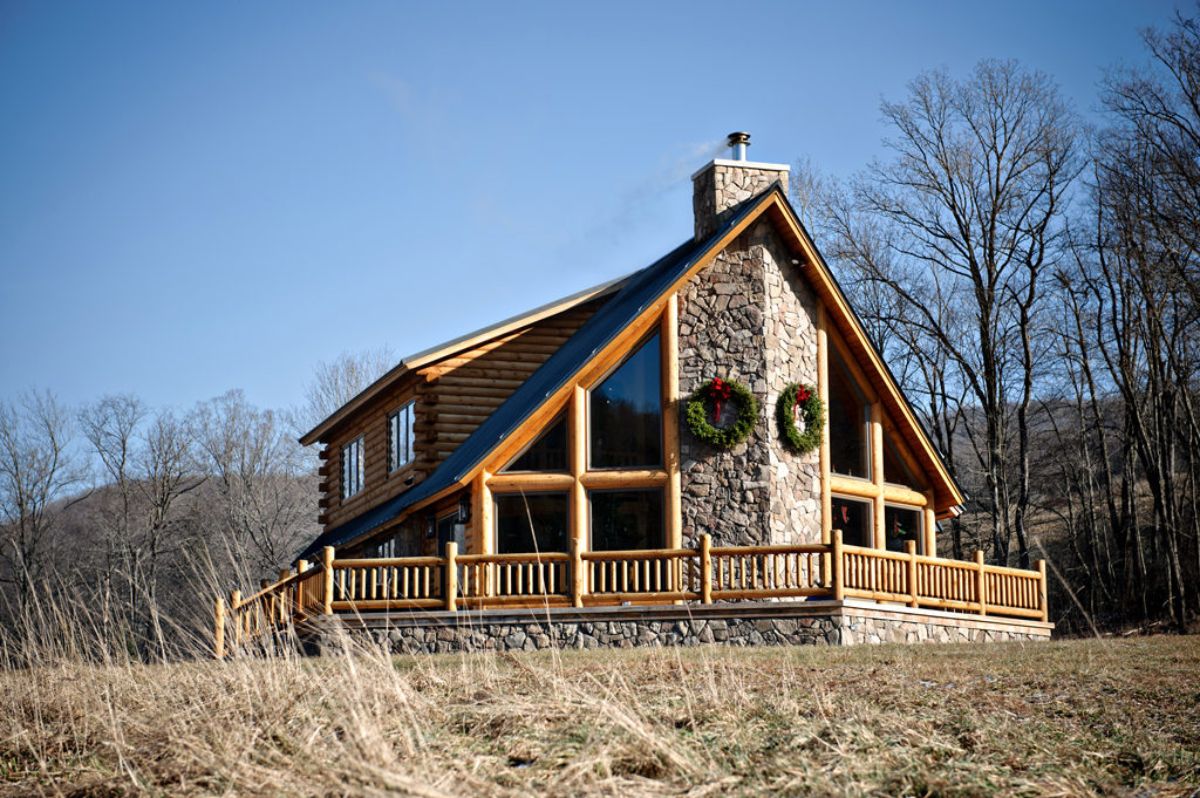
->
1, 631, 1197, 796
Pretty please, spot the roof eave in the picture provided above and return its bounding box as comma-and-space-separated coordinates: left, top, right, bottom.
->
297, 271, 632, 446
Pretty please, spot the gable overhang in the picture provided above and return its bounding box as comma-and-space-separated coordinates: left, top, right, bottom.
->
298, 185, 965, 560
298, 272, 631, 447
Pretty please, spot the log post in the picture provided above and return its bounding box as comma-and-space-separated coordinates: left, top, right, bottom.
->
1037, 559, 1049, 623
831, 530, 845, 601
278, 569, 290, 623
322, 546, 335, 615
296, 559, 309, 616
213, 597, 226, 659
905, 540, 918, 608
229, 589, 241, 649
975, 550, 987, 616
700, 534, 712, 604
445, 541, 458, 612
570, 537, 584, 608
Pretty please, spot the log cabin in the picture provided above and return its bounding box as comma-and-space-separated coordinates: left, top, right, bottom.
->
217, 134, 1052, 655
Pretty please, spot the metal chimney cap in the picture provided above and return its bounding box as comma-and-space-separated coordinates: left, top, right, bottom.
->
726, 131, 751, 147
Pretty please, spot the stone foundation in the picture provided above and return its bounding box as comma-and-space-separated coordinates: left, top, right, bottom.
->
307, 600, 1052, 656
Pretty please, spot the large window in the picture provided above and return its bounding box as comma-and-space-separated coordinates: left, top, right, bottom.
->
388, 401, 416, 472
341, 436, 365, 499
829, 355, 870, 478
589, 333, 662, 469
831, 495, 872, 548
494, 492, 569, 553
885, 505, 923, 554
590, 489, 664, 551
503, 416, 567, 472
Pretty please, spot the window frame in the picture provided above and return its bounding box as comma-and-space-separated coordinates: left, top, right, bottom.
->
387, 400, 416, 474
341, 435, 365, 500
828, 350, 873, 481
491, 489, 573, 555
830, 492, 874, 548
587, 486, 666, 552
884, 502, 924, 555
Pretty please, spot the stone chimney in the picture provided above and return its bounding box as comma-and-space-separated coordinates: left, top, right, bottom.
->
692, 132, 790, 240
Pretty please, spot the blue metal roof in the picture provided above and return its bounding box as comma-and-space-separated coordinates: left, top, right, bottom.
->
296, 190, 778, 561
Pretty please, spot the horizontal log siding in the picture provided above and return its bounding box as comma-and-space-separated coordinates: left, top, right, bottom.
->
318, 299, 600, 533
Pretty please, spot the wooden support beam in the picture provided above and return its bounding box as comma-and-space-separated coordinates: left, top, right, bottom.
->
871, 402, 885, 550
322, 547, 335, 615
213, 597, 225, 660
831, 530, 845, 601
569, 385, 588, 557
905, 540, 918, 608
817, 303, 832, 545
662, 295, 682, 551
487, 472, 575, 491
975, 550, 987, 616
1038, 559, 1049, 623
445, 542, 458, 612
923, 491, 937, 557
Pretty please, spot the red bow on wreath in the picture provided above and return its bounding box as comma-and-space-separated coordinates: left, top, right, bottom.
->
795, 385, 811, 404
707, 378, 733, 422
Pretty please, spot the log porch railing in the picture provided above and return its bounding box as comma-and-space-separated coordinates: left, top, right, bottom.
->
214, 531, 1049, 657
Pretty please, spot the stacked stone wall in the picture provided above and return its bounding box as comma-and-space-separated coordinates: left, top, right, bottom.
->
311, 605, 1051, 656
680, 180, 822, 547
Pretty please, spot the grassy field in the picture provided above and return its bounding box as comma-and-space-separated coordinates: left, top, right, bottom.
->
1, 634, 1197, 796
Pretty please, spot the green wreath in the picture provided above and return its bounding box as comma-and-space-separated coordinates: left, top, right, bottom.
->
685, 377, 759, 448
776, 382, 824, 455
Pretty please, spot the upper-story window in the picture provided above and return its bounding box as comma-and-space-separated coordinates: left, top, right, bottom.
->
341, 436, 365, 499
388, 401, 416, 472
589, 332, 662, 469
829, 353, 871, 479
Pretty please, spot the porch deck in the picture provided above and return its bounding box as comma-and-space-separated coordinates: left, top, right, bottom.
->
215, 531, 1050, 657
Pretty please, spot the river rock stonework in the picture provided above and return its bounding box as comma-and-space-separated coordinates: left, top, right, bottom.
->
308, 603, 1051, 656
679, 161, 821, 548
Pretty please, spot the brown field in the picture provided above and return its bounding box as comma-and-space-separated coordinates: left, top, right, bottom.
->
1, 634, 1197, 796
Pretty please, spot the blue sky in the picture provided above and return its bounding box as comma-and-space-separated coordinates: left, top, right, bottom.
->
0, 0, 1183, 416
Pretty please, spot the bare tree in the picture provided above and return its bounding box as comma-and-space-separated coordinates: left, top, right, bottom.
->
0, 391, 85, 613
191, 390, 317, 576
299, 347, 395, 433
816, 60, 1080, 567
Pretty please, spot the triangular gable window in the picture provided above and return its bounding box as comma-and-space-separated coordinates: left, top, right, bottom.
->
501, 415, 567, 472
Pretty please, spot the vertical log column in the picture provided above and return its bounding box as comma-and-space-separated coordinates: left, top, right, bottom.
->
831, 529, 845, 601
662, 296, 682, 551
700, 533, 712, 604
323, 546, 335, 614
817, 305, 832, 546
444, 542, 458, 612
905, 539, 919, 608
213, 597, 226, 660
923, 491, 937, 557
569, 384, 588, 604
871, 403, 886, 550
1037, 559, 1049, 622
975, 550, 988, 616
473, 470, 493, 595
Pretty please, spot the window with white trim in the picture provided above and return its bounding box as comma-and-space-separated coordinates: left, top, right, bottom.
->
388, 401, 416, 472
341, 436, 365, 499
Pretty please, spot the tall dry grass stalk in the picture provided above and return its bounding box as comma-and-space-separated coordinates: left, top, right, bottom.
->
0, 581, 1197, 796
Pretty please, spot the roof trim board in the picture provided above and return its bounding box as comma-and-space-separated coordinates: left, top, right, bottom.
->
298, 271, 632, 446
296, 186, 965, 560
